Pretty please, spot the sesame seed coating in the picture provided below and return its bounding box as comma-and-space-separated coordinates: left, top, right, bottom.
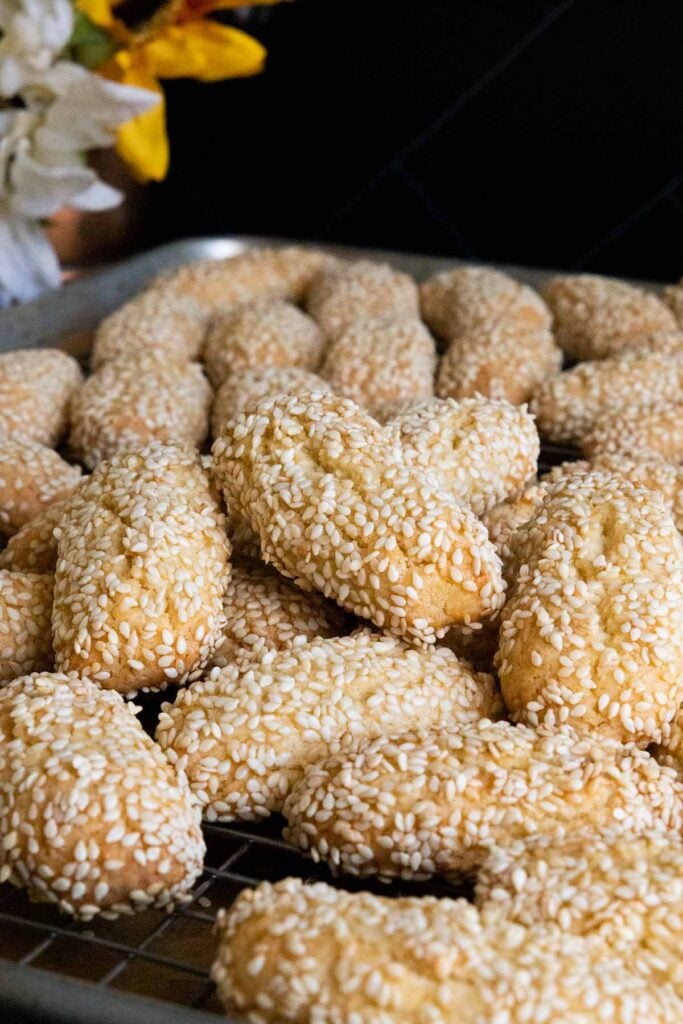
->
156, 631, 501, 823
91, 289, 209, 368
212, 366, 330, 438
0, 497, 69, 574
0, 571, 53, 682
544, 454, 683, 534
283, 720, 682, 881
387, 396, 539, 517
68, 353, 212, 469
0, 349, 82, 447
543, 274, 677, 360
615, 327, 683, 356
420, 266, 551, 341
530, 349, 683, 444
52, 442, 231, 694
203, 299, 325, 389
0, 437, 81, 538
213, 877, 683, 1024
497, 471, 683, 744
436, 321, 562, 406
212, 391, 505, 644
581, 401, 683, 461
306, 260, 419, 339
0, 671, 204, 921
319, 316, 436, 416
211, 558, 349, 668
477, 829, 683, 997
152, 247, 335, 312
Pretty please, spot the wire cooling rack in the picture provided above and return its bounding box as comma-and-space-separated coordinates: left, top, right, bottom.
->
0, 816, 476, 1023
0, 236, 592, 1022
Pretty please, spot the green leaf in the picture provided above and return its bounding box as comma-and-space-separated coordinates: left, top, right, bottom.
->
67, 11, 118, 70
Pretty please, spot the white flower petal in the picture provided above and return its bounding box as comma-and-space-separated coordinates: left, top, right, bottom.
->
70, 180, 123, 212
0, 204, 60, 306
0, 0, 73, 96
8, 150, 101, 218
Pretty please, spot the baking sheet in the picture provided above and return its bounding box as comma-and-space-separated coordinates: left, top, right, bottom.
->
0, 235, 653, 1023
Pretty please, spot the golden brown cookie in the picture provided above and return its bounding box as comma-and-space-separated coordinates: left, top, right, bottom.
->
543, 274, 677, 360
320, 316, 436, 415
306, 260, 419, 338
0, 672, 204, 921
283, 721, 681, 880
213, 877, 682, 1024
0, 349, 82, 446
203, 299, 325, 389
212, 391, 504, 644
497, 471, 683, 744
0, 437, 81, 538
157, 630, 501, 821
68, 352, 211, 469
52, 442, 230, 693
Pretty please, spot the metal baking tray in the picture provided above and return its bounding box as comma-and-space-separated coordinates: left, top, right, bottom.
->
0, 236, 650, 1023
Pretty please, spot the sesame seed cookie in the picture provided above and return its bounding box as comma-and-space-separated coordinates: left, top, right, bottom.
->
0, 571, 53, 682
306, 260, 419, 338
156, 631, 501, 822
388, 396, 539, 517
477, 830, 683, 997
211, 559, 349, 668
530, 349, 683, 444
152, 246, 335, 311
581, 400, 683, 461
68, 352, 211, 469
0, 438, 81, 538
203, 299, 325, 389
0, 349, 82, 446
211, 366, 330, 437
319, 316, 436, 415
283, 720, 681, 881
543, 274, 677, 360
0, 672, 204, 921
543, 455, 683, 533
212, 391, 505, 644
420, 265, 551, 341
436, 321, 562, 406
0, 498, 69, 574
52, 443, 231, 693
214, 877, 682, 1024
91, 288, 208, 368
497, 471, 683, 744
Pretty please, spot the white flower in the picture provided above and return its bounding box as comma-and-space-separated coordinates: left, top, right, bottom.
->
0, 2, 159, 304
0, 0, 73, 95
2, 62, 158, 218
0, 200, 61, 305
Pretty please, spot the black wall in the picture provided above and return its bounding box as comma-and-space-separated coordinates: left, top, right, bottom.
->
141, 1, 683, 281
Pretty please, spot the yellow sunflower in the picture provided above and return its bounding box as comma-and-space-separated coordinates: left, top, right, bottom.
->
75, 0, 279, 182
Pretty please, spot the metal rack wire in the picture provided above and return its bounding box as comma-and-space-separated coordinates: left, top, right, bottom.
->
0, 817, 473, 1022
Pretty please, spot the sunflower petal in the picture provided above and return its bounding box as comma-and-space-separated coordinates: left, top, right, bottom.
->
140, 22, 266, 82
74, 0, 116, 29
114, 64, 169, 183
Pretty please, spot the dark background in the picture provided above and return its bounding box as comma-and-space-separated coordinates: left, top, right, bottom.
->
140, 0, 683, 281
